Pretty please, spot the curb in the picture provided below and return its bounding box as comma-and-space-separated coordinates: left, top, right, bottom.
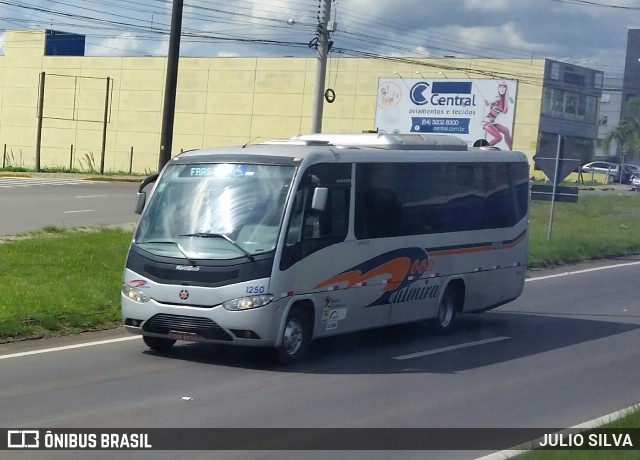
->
0, 172, 31, 178
83, 176, 142, 183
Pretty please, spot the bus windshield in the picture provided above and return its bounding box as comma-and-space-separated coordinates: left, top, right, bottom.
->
134, 163, 296, 260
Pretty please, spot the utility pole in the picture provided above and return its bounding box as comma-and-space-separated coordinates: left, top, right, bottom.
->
35, 71, 45, 172
310, 0, 333, 133
100, 76, 111, 175
158, 0, 184, 171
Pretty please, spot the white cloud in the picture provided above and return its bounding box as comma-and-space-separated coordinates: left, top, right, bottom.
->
151, 39, 169, 57
216, 51, 241, 57
86, 33, 145, 56
437, 23, 547, 55
463, 0, 510, 12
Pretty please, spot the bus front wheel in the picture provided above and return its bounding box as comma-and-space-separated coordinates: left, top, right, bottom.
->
143, 335, 176, 352
431, 290, 458, 334
275, 308, 310, 364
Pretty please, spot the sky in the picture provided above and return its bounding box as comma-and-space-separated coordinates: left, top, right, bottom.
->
0, 0, 638, 78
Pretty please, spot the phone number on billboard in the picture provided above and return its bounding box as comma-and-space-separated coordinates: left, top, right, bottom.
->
422, 119, 459, 126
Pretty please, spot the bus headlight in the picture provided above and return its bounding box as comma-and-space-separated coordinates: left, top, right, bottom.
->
122, 284, 151, 303
223, 294, 273, 311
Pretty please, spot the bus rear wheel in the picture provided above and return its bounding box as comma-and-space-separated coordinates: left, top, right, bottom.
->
275, 308, 310, 364
431, 290, 457, 334
143, 335, 176, 352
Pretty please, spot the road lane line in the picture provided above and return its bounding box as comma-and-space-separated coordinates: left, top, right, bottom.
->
0, 177, 101, 187
0, 336, 140, 360
526, 260, 640, 282
63, 209, 95, 214
76, 195, 108, 198
392, 336, 511, 360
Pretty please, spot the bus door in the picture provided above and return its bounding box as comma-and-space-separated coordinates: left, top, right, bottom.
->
279, 163, 367, 337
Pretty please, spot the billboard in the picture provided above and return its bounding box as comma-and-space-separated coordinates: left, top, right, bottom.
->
375, 78, 518, 149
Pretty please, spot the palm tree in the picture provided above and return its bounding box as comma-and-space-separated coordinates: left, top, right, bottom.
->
602, 99, 640, 161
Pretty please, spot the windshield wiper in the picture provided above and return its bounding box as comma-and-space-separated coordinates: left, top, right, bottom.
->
137, 240, 197, 265
179, 233, 255, 262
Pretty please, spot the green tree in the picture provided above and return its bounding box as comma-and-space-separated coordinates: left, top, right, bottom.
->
602, 99, 640, 158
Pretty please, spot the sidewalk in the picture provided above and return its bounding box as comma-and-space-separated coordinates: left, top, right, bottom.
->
534, 180, 638, 194
576, 183, 638, 194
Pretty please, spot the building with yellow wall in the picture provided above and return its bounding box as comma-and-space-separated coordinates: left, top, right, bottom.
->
0, 29, 602, 175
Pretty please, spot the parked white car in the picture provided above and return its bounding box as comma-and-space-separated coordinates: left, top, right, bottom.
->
581, 161, 619, 183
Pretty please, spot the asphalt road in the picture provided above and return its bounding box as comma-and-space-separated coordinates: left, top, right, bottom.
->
0, 175, 139, 236
0, 176, 635, 238
1, 258, 639, 460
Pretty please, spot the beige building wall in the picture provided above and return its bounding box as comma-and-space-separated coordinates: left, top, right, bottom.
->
0, 30, 545, 174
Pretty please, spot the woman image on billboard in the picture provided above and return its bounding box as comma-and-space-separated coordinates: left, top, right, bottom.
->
482, 81, 513, 149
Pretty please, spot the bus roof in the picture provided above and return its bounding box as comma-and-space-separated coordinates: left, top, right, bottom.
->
285, 132, 469, 150
170, 133, 527, 166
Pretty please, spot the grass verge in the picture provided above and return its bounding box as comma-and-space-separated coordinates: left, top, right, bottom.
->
0, 226, 132, 341
528, 195, 640, 267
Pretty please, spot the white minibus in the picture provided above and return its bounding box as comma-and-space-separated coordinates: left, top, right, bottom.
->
121, 133, 529, 363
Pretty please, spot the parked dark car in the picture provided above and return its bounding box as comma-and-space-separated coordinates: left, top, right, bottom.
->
624, 164, 640, 181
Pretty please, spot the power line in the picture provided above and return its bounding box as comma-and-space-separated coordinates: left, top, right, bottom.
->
549, 0, 640, 10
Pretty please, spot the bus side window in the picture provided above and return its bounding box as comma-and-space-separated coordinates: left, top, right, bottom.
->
281, 186, 350, 269
317, 187, 349, 239
361, 188, 401, 238
285, 189, 306, 245
280, 163, 351, 270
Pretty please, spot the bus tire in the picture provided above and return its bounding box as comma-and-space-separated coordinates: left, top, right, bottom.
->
431, 289, 457, 334
275, 308, 310, 364
143, 335, 176, 352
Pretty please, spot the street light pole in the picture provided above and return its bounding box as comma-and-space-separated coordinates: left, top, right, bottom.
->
310, 0, 332, 133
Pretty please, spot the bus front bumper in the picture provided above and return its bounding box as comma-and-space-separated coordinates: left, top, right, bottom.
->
121, 295, 285, 348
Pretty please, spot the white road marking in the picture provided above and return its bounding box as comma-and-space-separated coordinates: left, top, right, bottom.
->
63, 209, 95, 214
392, 336, 510, 360
0, 336, 140, 360
76, 194, 108, 198
526, 260, 640, 282
0, 177, 100, 188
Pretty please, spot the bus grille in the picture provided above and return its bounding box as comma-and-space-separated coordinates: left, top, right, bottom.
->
144, 265, 239, 285
143, 314, 233, 341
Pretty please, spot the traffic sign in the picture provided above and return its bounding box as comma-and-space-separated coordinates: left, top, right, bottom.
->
533, 156, 581, 185
532, 135, 582, 185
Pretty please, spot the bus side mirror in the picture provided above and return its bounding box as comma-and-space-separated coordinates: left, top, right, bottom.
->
135, 192, 146, 214
311, 187, 328, 211
135, 173, 159, 215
